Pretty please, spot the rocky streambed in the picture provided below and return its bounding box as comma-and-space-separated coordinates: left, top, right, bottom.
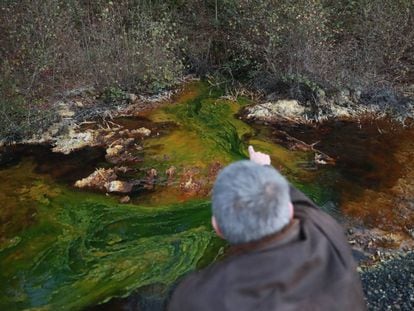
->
1, 81, 413, 310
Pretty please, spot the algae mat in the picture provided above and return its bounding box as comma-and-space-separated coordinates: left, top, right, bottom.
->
0, 159, 220, 310
0, 82, 316, 310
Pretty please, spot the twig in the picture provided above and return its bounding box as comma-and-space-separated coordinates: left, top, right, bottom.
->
276, 129, 335, 164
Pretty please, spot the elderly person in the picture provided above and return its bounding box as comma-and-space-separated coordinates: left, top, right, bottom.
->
168, 146, 366, 311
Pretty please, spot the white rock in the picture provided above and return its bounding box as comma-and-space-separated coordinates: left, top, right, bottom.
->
105, 180, 133, 193
58, 108, 75, 118
247, 100, 306, 120
106, 145, 124, 157
74, 168, 117, 190
131, 127, 151, 136
52, 131, 95, 154
128, 93, 138, 103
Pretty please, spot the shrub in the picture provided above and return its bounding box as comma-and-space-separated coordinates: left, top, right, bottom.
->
0, 0, 184, 140
1, 0, 413, 140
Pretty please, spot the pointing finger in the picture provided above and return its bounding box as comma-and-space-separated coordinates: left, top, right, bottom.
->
248, 145, 255, 156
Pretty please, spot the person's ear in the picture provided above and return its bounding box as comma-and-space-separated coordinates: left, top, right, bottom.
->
211, 216, 224, 239
289, 202, 294, 219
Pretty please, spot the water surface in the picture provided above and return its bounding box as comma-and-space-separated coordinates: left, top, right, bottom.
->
1, 82, 413, 310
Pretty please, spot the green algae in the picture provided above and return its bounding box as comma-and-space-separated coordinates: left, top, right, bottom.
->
0, 167, 221, 310
144, 82, 311, 173
144, 82, 250, 167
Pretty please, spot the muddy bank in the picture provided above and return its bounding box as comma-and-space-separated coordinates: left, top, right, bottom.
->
243, 87, 414, 125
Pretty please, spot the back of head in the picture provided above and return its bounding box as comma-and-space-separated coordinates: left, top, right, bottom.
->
212, 160, 291, 244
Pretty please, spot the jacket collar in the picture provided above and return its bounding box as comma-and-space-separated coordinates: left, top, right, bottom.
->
227, 219, 301, 256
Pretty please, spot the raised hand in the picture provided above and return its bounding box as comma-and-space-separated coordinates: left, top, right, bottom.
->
248, 145, 271, 166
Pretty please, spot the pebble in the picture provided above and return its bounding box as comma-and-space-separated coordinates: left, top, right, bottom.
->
361, 251, 414, 310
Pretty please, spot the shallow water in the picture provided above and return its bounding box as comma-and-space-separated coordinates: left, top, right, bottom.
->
0, 82, 413, 310
267, 119, 414, 232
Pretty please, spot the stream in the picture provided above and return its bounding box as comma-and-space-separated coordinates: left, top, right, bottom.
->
0, 82, 413, 310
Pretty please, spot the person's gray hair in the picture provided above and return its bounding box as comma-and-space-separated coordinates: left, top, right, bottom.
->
212, 160, 291, 244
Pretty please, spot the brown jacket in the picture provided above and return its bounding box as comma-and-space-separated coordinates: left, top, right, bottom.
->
168, 185, 366, 311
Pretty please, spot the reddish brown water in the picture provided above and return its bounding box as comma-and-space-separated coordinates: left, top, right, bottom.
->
268, 119, 414, 234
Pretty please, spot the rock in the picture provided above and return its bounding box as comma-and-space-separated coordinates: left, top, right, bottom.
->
47, 122, 63, 137
166, 166, 176, 185
75, 168, 117, 190
103, 132, 116, 141
180, 168, 203, 194
52, 130, 96, 154
145, 168, 158, 190
58, 108, 75, 118
56, 101, 75, 118
131, 127, 151, 137
106, 151, 139, 164
74, 101, 84, 108
119, 195, 131, 204
114, 166, 130, 174
105, 180, 133, 193
118, 137, 135, 147
243, 83, 414, 124
105, 138, 139, 164
314, 153, 335, 165
166, 166, 176, 178
128, 93, 138, 103
328, 104, 353, 118
246, 100, 307, 121
106, 145, 124, 157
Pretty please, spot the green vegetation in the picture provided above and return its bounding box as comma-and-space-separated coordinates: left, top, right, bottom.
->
142, 82, 311, 196
1, 0, 413, 141
0, 159, 222, 310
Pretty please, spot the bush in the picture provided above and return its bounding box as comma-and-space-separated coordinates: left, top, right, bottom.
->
1, 0, 184, 95
0, 63, 56, 142
223, 0, 414, 93
0, 0, 184, 140
1, 0, 413, 140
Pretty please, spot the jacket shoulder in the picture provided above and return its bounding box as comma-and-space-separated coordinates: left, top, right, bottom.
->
168, 263, 226, 311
